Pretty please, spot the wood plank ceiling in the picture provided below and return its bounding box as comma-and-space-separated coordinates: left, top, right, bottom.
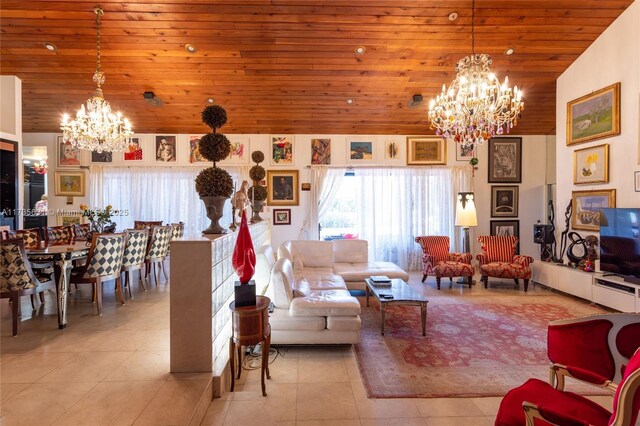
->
0, 0, 634, 135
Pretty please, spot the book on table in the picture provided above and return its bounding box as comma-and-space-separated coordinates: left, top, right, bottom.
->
370, 275, 392, 285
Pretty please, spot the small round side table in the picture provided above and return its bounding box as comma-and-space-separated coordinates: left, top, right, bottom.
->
229, 295, 271, 396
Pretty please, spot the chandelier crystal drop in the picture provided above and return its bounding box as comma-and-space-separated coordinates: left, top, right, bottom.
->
60, 8, 132, 152
427, 1, 524, 145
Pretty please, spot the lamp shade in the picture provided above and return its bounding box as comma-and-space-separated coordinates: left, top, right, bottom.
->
455, 192, 478, 227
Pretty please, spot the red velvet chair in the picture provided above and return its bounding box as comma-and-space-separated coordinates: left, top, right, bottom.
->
495, 348, 640, 426
476, 236, 533, 291
548, 314, 640, 393
415, 236, 474, 289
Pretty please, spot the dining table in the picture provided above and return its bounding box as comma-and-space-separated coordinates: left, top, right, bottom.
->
26, 242, 90, 329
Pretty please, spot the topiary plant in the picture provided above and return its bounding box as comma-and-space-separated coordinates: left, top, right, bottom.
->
198, 133, 231, 164
249, 165, 266, 182
251, 150, 265, 164
201, 105, 228, 129
248, 185, 267, 202
195, 167, 234, 198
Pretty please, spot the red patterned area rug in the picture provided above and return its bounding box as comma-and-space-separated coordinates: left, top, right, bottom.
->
354, 292, 608, 398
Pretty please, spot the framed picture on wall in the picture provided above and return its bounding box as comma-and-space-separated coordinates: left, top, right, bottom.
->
491, 186, 519, 218
311, 138, 331, 165
123, 137, 143, 161
91, 151, 112, 163
347, 138, 375, 163
56, 136, 82, 168
406, 136, 446, 165
490, 220, 520, 254
384, 140, 400, 159
567, 82, 621, 146
56, 214, 84, 226
224, 137, 250, 164
270, 136, 294, 165
189, 135, 207, 163
267, 170, 299, 206
488, 137, 522, 183
54, 171, 85, 196
573, 144, 609, 184
635, 171, 640, 192
571, 189, 616, 231
155, 135, 177, 162
273, 209, 291, 225
456, 142, 476, 161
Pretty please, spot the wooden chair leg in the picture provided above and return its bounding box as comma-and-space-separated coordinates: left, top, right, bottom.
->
153, 263, 159, 286
11, 292, 19, 336
161, 260, 169, 281
421, 274, 427, 283
96, 279, 103, 315
126, 271, 133, 299
482, 275, 488, 288
524, 279, 529, 292
115, 277, 125, 305
138, 269, 147, 291
514, 278, 520, 289
436, 276, 441, 290
30, 294, 36, 310
145, 262, 150, 278
39, 292, 45, 304
467, 276, 472, 289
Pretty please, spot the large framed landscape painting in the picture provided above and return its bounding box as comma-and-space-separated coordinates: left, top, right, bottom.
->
488, 137, 522, 183
567, 82, 620, 146
406, 136, 446, 165
571, 189, 616, 231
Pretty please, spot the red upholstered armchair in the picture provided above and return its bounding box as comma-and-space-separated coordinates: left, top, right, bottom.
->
495, 348, 640, 426
548, 314, 640, 393
415, 236, 474, 289
476, 236, 533, 292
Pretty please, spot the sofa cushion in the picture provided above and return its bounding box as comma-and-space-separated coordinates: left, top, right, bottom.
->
270, 258, 295, 309
277, 241, 293, 261
293, 278, 311, 297
333, 239, 368, 263
254, 243, 276, 296
290, 290, 361, 316
333, 261, 410, 282
290, 240, 334, 268
292, 255, 304, 274
302, 273, 348, 291
327, 316, 361, 331
270, 308, 326, 331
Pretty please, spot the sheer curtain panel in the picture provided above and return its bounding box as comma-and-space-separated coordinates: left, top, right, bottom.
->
300, 166, 346, 239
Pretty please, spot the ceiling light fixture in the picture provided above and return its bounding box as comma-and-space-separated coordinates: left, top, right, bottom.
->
428, 0, 524, 144
207, 98, 215, 104
143, 91, 164, 107
60, 7, 132, 152
185, 44, 197, 53
407, 94, 424, 108
44, 42, 57, 51
448, 12, 458, 21
504, 47, 515, 56
346, 99, 354, 104
355, 46, 366, 55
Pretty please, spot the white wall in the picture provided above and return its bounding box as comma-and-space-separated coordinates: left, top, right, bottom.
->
556, 1, 640, 247
1, 76, 23, 228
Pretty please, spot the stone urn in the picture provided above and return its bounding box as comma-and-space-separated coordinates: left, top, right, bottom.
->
201, 196, 228, 234
251, 200, 263, 223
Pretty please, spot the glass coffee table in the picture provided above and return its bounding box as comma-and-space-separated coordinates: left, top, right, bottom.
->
364, 278, 429, 336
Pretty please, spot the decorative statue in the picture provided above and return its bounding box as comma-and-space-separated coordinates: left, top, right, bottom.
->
548, 200, 557, 261
585, 235, 599, 262
231, 180, 250, 218
558, 200, 572, 263
566, 232, 587, 268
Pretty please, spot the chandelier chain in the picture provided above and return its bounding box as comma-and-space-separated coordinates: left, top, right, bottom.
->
471, 0, 475, 55
96, 8, 101, 75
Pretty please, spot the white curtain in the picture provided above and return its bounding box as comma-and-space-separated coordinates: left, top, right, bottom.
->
300, 166, 346, 239
89, 165, 105, 207
353, 166, 471, 271
93, 166, 243, 234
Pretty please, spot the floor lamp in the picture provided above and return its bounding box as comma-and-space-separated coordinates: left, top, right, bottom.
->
455, 192, 477, 284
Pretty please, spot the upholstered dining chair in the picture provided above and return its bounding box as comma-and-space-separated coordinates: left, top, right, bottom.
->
134, 220, 163, 230
495, 348, 640, 426
73, 223, 91, 241
45, 225, 74, 246
70, 233, 126, 315
170, 222, 185, 241
144, 225, 171, 285
121, 229, 149, 297
476, 236, 534, 292
415, 236, 474, 289
0, 238, 57, 335
6, 228, 43, 249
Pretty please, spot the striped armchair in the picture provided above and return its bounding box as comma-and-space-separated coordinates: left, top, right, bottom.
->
415, 236, 474, 289
476, 236, 534, 292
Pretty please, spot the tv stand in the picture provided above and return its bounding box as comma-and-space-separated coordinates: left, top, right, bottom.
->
593, 274, 640, 312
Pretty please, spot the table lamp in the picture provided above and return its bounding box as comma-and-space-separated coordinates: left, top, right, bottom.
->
455, 192, 477, 284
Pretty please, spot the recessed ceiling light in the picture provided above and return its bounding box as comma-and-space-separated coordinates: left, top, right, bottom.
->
354, 46, 366, 55
346, 99, 354, 105
44, 42, 57, 51
185, 44, 197, 53
448, 12, 458, 21
504, 47, 515, 56
207, 98, 215, 104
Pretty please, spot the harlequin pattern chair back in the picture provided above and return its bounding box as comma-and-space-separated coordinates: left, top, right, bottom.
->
415, 236, 451, 263
477, 236, 518, 262
0, 239, 37, 292
170, 222, 185, 240
6, 228, 42, 249
82, 233, 125, 279
134, 220, 163, 230
146, 226, 171, 260
74, 223, 91, 241
46, 226, 74, 246
122, 229, 149, 268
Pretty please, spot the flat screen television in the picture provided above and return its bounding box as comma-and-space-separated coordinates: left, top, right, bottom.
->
599, 208, 640, 284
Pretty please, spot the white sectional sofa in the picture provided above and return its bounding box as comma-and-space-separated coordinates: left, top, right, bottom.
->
263, 239, 409, 345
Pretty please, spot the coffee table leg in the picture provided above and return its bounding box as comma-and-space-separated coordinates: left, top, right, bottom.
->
421, 303, 427, 336
366, 285, 370, 307
381, 302, 385, 335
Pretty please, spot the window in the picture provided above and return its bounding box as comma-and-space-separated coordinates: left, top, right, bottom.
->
319, 172, 356, 240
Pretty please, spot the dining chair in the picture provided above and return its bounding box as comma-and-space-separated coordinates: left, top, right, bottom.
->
73, 223, 91, 241
0, 238, 57, 335
170, 222, 185, 240
134, 220, 163, 230
7, 227, 54, 303
70, 233, 126, 315
144, 225, 171, 285
121, 229, 149, 297
45, 225, 74, 246
0, 225, 10, 240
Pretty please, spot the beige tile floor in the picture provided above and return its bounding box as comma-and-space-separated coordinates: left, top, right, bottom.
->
1, 272, 614, 425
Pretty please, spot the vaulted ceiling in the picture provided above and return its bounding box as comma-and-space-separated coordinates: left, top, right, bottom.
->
0, 1, 634, 135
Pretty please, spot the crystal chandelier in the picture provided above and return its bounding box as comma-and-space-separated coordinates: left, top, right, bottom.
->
60, 8, 132, 152
428, 0, 524, 144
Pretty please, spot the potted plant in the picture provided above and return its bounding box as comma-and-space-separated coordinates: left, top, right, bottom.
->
195, 104, 233, 234
248, 150, 266, 222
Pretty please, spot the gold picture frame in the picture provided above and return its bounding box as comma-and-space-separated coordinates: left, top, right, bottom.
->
56, 214, 84, 226
406, 136, 446, 165
54, 171, 86, 196
571, 189, 616, 231
566, 82, 620, 146
267, 170, 299, 206
573, 144, 609, 185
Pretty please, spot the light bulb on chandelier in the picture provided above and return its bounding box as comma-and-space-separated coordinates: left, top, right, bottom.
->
60, 7, 132, 152
428, 0, 524, 145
